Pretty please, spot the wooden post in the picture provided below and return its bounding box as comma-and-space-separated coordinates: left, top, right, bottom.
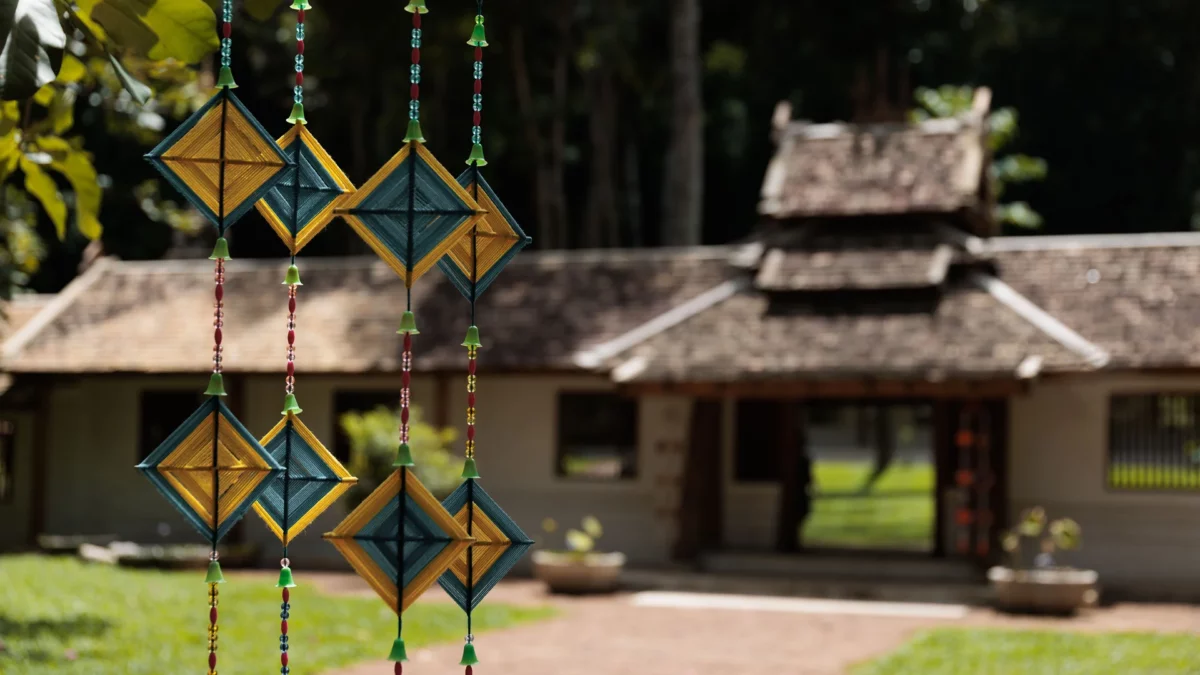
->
28, 385, 49, 548
673, 398, 723, 561
775, 400, 800, 553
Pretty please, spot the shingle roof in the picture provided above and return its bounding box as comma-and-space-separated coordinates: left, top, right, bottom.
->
759, 117, 989, 224
990, 236, 1200, 369
754, 229, 953, 291
1, 250, 733, 374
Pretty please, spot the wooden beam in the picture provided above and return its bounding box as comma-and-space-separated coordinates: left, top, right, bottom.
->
621, 378, 1026, 399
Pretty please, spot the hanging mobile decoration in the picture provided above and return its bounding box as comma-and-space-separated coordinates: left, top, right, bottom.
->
436, 3, 533, 671
251, 5, 359, 675
326, 1, 478, 671
138, 3, 290, 674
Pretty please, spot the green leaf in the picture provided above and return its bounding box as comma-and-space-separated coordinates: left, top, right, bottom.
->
50, 147, 102, 239
0, 0, 67, 100
993, 154, 1048, 184
564, 529, 593, 553
244, 0, 286, 21
996, 201, 1044, 230
31, 83, 52, 104
1049, 518, 1082, 551
104, 50, 151, 104
581, 515, 603, 539
77, 0, 218, 63
20, 154, 66, 238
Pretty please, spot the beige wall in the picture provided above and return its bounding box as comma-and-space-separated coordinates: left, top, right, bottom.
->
38, 373, 689, 569
1010, 373, 1200, 598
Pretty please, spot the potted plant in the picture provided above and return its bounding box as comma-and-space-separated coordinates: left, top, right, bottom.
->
532, 516, 626, 594
989, 506, 1098, 614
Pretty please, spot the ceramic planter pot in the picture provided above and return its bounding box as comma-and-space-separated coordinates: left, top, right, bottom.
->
532, 550, 626, 594
988, 566, 1099, 614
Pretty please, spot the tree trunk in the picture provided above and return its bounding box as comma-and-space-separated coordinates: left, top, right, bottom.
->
662, 0, 704, 247
549, 1, 573, 248
511, 24, 557, 249
584, 68, 619, 248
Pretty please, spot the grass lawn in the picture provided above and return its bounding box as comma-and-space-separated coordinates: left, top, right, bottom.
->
804, 460, 935, 550
855, 628, 1200, 675
0, 555, 554, 675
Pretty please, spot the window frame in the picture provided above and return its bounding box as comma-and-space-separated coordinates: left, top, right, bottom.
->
554, 390, 640, 481
1106, 392, 1200, 493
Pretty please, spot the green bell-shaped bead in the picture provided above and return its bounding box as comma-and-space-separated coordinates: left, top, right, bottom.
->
461, 457, 480, 479
459, 642, 479, 666
216, 66, 238, 89
404, 0, 427, 14
461, 325, 482, 348
204, 373, 228, 397
397, 311, 420, 335
393, 443, 415, 467
466, 143, 488, 167
403, 119, 426, 144
282, 394, 303, 415
205, 560, 226, 584
289, 0, 311, 9
283, 264, 302, 286
209, 237, 231, 260
286, 102, 307, 125
467, 15, 488, 47
388, 637, 409, 662
276, 566, 297, 588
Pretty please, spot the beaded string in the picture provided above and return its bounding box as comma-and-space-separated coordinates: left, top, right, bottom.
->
458, 4, 487, 671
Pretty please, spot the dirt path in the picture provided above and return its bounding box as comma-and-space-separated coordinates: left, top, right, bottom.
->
312, 576, 1200, 675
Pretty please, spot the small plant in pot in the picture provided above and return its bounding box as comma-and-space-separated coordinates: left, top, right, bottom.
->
989, 506, 1098, 614
532, 516, 626, 594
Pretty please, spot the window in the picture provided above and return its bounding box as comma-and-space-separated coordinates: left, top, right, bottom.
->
1109, 394, 1200, 490
556, 392, 638, 479
735, 399, 785, 482
0, 419, 14, 504
139, 391, 204, 461
333, 391, 400, 464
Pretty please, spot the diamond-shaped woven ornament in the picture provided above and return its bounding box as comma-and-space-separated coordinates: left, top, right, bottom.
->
325, 469, 473, 613
437, 170, 532, 300
340, 143, 484, 284
137, 398, 284, 542
252, 413, 357, 543
438, 480, 533, 612
146, 89, 292, 229
255, 125, 355, 254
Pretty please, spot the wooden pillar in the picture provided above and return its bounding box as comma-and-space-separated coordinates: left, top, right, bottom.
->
932, 401, 952, 558
775, 400, 800, 553
28, 385, 49, 547
673, 398, 723, 561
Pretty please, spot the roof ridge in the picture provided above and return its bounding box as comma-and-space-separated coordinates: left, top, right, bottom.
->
970, 272, 1110, 368
2, 257, 114, 364
986, 231, 1200, 251
572, 279, 748, 369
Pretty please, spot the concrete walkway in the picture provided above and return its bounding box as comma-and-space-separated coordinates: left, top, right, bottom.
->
315, 576, 1200, 675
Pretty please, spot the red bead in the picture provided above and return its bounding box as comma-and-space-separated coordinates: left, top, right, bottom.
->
282, 588, 290, 602
474, 78, 482, 94
282, 653, 289, 666
289, 297, 296, 313
209, 652, 217, 669
466, 667, 473, 675
287, 361, 295, 377
395, 663, 403, 675
215, 284, 224, 301
412, 13, 420, 28
468, 359, 477, 375
222, 22, 231, 38
214, 328, 222, 345
467, 426, 475, 441
402, 372, 411, 388
410, 84, 419, 99
296, 71, 304, 86
475, 46, 482, 60
467, 393, 476, 408
297, 9, 305, 22
401, 408, 410, 424
297, 39, 305, 54
281, 620, 288, 634
412, 48, 420, 63
288, 330, 295, 345
210, 607, 217, 623
473, 112, 481, 126
404, 334, 412, 350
